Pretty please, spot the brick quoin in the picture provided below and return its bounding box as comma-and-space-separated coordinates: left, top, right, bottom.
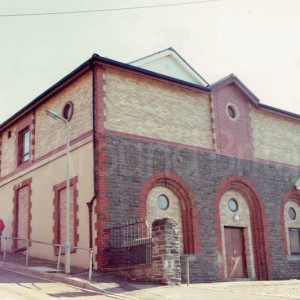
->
93, 63, 110, 268
280, 189, 300, 254
12, 178, 33, 251
139, 172, 200, 254
215, 175, 271, 280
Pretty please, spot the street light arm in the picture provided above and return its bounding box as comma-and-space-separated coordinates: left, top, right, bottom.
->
44, 109, 69, 125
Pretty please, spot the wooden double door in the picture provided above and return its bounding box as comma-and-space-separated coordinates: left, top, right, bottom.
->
224, 227, 248, 278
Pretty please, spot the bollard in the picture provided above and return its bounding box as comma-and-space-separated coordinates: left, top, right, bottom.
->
89, 249, 93, 281
57, 246, 62, 272
186, 256, 190, 286
25, 240, 30, 267
3, 237, 6, 262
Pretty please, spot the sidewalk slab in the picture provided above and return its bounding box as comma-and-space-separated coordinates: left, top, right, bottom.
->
1, 253, 300, 300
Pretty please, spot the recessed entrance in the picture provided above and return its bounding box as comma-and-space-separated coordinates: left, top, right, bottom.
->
224, 227, 247, 278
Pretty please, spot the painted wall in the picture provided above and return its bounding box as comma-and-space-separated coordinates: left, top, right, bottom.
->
0, 141, 95, 268
133, 55, 200, 84
0, 69, 95, 268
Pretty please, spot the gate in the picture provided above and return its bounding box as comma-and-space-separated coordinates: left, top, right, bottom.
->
106, 218, 152, 267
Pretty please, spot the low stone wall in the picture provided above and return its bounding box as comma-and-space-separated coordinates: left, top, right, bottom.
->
103, 218, 181, 285
102, 264, 153, 282
152, 218, 181, 285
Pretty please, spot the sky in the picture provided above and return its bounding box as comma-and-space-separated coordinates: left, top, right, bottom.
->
0, 0, 300, 124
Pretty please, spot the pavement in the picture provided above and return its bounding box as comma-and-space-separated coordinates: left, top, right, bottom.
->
1, 252, 300, 299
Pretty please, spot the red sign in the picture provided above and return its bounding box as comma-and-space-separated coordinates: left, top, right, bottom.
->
0, 219, 5, 232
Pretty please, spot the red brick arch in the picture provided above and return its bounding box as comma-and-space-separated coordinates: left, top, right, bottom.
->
280, 189, 300, 254
215, 176, 270, 280
139, 172, 200, 254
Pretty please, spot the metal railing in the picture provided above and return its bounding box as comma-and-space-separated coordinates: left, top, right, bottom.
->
105, 218, 152, 267
0, 236, 93, 281
107, 218, 151, 248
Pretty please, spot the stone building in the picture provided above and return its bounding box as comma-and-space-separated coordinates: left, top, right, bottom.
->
0, 48, 300, 282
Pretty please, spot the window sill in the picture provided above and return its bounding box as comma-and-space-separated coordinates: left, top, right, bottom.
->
287, 255, 300, 261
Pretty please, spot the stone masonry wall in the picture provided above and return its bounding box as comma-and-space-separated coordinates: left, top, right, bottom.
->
105, 133, 300, 282
152, 218, 181, 285
104, 217, 181, 285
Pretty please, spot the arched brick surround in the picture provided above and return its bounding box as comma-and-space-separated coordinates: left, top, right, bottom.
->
215, 176, 270, 280
280, 189, 300, 254
139, 172, 200, 254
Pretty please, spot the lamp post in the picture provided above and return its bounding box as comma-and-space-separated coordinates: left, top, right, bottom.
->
45, 109, 71, 274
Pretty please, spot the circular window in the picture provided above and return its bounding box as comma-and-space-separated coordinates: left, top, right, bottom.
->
157, 194, 169, 210
226, 104, 238, 120
228, 198, 238, 212
288, 207, 297, 220
62, 102, 74, 121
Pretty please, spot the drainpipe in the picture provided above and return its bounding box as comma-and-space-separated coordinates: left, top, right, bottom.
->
86, 58, 98, 263
86, 195, 96, 250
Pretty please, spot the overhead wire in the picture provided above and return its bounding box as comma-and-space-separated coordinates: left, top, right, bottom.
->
0, 0, 220, 18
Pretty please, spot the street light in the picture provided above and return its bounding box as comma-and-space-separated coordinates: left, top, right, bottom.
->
45, 109, 71, 274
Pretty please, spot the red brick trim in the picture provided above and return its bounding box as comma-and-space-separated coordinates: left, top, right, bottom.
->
215, 176, 271, 280
280, 189, 300, 254
52, 176, 79, 255
209, 93, 217, 152
31, 112, 36, 161
12, 177, 33, 251
93, 64, 110, 268
138, 172, 200, 254
106, 130, 300, 172
106, 130, 215, 154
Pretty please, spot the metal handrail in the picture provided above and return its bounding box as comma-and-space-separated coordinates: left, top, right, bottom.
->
0, 236, 93, 281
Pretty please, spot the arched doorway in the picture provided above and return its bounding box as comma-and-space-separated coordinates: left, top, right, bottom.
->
215, 176, 270, 280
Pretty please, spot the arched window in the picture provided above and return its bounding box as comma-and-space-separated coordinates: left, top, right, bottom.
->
284, 200, 300, 255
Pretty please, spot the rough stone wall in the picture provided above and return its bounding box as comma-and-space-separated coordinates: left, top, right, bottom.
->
104, 134, 300, 282
152, 218, 181, 285
104, 217, 181, 285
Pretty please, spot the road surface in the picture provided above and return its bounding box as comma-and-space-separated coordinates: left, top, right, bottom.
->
0, 267, 115, 299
